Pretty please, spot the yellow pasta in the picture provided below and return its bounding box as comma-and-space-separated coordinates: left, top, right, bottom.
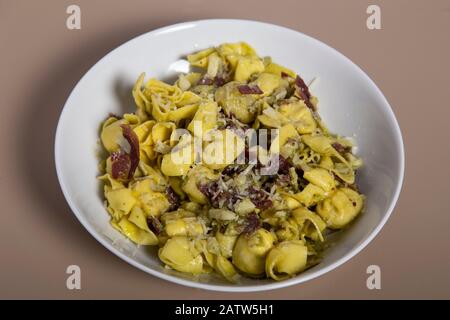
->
187, 101, 218, 136
215, 82, 258, 123
203, 129, 245, 170
181, 165, 217, 204
264, 62, 296, 78
215, 255, 238, 282
292, 206, 327, 241
105, 187, 136, 220
158, 236, 204, 274
278, 101, 316, 134
161, 134, 195, 176
232, 229, 275, 276
254, 73, 280, 95
97, 42, 364, 282
317, 187, 364, 229
100, 117, 129, 153
117, 216, 158, 245
269, 123, 299, 154
234, 56, 265, 82
292, 183, 327, 207
215, 231, 238, 258
303, 168, 336, 194
265, 240, 308, 280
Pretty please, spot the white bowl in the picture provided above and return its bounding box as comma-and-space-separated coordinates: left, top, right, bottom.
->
55, 19, 404, 292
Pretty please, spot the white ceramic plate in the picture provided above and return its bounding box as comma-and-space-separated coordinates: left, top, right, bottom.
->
55, 19, 404, 292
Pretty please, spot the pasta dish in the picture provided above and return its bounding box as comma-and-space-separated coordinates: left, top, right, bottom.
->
97, 42, 364, 281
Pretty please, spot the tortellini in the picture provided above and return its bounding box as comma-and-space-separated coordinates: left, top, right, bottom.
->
292, 183, 327, 207
165, 217, 205, 237
115, 217, 159, 245
101, 117, 132, 153
234, 57, 265, 82
216, 231, 238, 258
158, 236, 204, 274
292, 206, 327, 241
215, 255, 238, 282
255, 73, 281, 96
203, 129, 245, 170
265, 240, 308, 280
317, 188, 364, 229
187, 102, 218, 136
161, 133, 195, 176
303, 168, 336, 194
215, 82, 258, 124
98, 42, 364, 283
181, 165, 217, 204
269, 123, 300, 154
232, 229, 275, 276
105, 187, 136, 220
258, 101, 316, 135
278, 101, 316, 134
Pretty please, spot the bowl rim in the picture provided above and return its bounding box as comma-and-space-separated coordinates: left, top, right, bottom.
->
55, 18, 405, 292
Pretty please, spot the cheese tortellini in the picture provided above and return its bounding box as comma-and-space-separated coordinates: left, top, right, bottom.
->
317, 187, 363, 229
98, 42, 364, 283
232, 229, 275, 276
265, 240, 308, 280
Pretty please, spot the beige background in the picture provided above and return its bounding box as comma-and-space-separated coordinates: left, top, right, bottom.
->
0, 0, 449, 299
